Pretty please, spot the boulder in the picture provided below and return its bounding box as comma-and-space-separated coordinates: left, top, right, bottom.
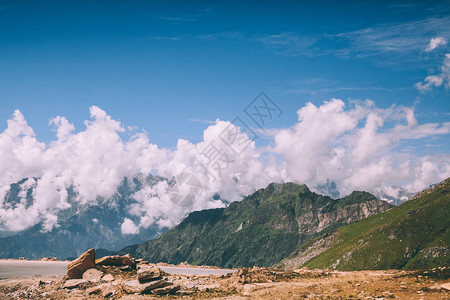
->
122, 279, 166, 294
95, 254, 136, 268
141, 279, 168, 293
137, 267, 161, 283
82, 268, 104, 282
67, 248, 96, 279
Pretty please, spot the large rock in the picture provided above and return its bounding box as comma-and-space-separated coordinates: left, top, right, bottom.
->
137, 267, 161, 283
95, 254, 136, 268
67, 248, 96, 279
122, 279, 167, 294
82, 268, 104, 282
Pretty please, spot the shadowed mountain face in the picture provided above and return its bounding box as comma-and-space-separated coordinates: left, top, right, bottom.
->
279, 177, 450, 271
0, 175, 167, 260
119, 182, 393, 268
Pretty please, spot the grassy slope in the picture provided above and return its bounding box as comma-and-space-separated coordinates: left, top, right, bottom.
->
302, 178, 450, 270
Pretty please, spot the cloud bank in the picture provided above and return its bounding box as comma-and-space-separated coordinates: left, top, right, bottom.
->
0, 101, 449, 233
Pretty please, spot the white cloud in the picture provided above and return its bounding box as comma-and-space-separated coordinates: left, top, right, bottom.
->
416, 53, 450, 92
0, 102, 448, 234
121, 218, 139, 235
270, 99, 450, 196
425, 37, 447, 52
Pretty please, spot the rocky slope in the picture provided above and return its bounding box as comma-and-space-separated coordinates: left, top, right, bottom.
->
0, 175, 166, 260
119, 182, 392, 268
278, 177, 450, 270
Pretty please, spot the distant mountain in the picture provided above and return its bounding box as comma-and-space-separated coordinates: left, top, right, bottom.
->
278, 177, 450, 270
0, 175, 167, 260
119, 182, 392, 268
314, 180, 413, 206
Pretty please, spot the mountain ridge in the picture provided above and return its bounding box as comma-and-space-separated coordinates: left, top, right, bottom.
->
278, 177, 450, 270
119, 181, 393, 268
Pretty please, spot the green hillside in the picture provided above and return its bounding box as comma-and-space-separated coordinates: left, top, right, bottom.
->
120, 182, 392, 268
279, 178, 450, 270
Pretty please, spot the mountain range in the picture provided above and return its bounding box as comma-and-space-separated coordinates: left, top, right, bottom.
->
2, 174, 447, 271
119, 182, 392, 268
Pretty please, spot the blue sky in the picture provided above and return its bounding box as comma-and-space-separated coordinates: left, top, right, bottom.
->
0, 0, 450, 232
0, 0, 449, 148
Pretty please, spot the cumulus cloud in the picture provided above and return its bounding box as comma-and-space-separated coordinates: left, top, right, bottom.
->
416, 53, 450, 91
270, 99, 450, 197
0, 102, 449, 234
425, 37, 447, 52
121, 218, 139, 235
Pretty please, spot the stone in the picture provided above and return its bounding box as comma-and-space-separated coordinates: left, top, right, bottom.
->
69, 288, 84, 296
86, 286, 102, 295
137, 267, 161, 283
441, 283, 450, 290
141, 279, 168, 293
67, 248, 96, 279
120, 265, 132, 271
95, 255, 122, 266
122, 280, 145, 294
122, 279, 167, 294
102, 287, 115, 298
82, 268, 104, 282
152, 284, 180, 295
102, 274, 114, 282
121, 254, 136, 268
63, 279, 87, 289
95, 254, 136, 268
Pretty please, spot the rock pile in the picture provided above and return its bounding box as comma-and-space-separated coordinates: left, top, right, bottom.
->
64, 248, 180, 297
124, 266, 180, 295
95, 253, 136, 269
